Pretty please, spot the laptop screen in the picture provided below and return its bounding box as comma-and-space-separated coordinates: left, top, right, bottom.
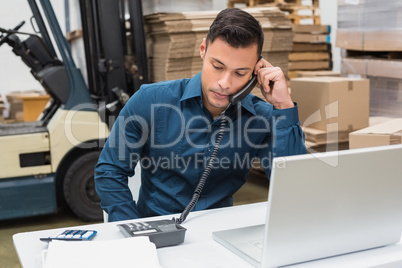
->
214, 144, 402, 267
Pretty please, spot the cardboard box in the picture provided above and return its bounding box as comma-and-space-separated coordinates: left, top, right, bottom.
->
21, 95, 50, 122
288, 61, 330, 71
6, 90, 48, 121
341, 58, 402, 117
336, 29, 402, 51
293, 33, 330, 43
369, 76, 402, 118
337, 0, 402, 51
290, 77, 370, 132
342, 57, 402, 80
349, 119, 402, 149
289, 52, 330, 61
292, 43, 329, 52
288, 70, 341, 79
303, 127, 350, 145
292, 24, 330, 34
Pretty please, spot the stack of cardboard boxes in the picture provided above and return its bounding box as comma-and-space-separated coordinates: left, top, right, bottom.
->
269, 0, 333, 78
336, 0, 402, 149
145, 7, 294, 83
290, 76, 370, 152
287, 24, 332, 78
337, 0, 402, 118
349, 119, 402, 149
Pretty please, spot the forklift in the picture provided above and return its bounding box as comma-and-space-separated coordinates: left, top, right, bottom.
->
0, 0, 148, 221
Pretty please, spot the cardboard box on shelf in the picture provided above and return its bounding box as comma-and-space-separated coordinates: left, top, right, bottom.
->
288, 60, 330, 70
341, 57, 402, 80
349, 118, 402, 149
290, 76, 370, 132
336, 29, 402, 52
292, 24, 330, 34
336, 0, 402, 52
341, 57, 402, 118
288, 70, 341, 79
289, 52, 330, 61
293, 33, 329, 43
292, 43, 329, 52
369, 76, 402, 118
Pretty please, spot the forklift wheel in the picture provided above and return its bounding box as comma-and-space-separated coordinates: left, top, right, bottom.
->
63, 151, 103, 222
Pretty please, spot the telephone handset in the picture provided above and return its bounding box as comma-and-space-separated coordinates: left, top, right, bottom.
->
229, 55, 263, 105
229, 74, 258, 106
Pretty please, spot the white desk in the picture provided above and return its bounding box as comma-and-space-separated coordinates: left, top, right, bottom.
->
13, 202, 402, 268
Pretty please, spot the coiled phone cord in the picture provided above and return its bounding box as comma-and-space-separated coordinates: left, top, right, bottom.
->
175, 107, 230, 224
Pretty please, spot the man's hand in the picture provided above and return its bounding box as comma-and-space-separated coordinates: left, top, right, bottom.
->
254, 58, 294, 109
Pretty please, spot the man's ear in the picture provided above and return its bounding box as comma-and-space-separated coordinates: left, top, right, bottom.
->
200, 38, 206, 59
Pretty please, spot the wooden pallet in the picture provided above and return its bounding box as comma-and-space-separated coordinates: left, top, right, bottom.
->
227, 0, 319, 7
283, 0, 319, 7
227, 0, 275, 7
280, 4, 321, 25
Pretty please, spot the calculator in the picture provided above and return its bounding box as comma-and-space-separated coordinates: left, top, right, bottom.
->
40, 229, 97, 242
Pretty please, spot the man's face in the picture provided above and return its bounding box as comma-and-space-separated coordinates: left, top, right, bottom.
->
200, 37, 259, 118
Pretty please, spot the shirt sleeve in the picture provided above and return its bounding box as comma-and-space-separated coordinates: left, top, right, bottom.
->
94, 88, 151, 222
258, 103, 306, 178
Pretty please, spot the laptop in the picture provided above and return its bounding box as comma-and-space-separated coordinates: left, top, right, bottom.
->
213, 144, 402, 267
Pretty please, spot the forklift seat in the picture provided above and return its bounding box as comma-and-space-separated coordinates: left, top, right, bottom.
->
21, 35, 70, 104
9, 34, 70, 105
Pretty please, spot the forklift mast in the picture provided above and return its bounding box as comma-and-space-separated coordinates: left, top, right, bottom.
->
78, 0, 149, 123
33, 0, 95, 111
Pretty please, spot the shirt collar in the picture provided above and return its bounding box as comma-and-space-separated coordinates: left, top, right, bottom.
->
180, 72, 203, 102
180, 72, 257, 116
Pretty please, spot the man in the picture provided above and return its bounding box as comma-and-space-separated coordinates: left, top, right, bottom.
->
95, 8, 306, 222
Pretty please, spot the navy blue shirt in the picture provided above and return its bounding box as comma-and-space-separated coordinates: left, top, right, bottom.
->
95, 72, 306, 222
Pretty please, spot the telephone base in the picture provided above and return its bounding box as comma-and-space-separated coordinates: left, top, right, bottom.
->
117, 218, 186, 248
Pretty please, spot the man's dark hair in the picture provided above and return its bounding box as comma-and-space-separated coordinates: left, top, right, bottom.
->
206, 8, 264, 57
